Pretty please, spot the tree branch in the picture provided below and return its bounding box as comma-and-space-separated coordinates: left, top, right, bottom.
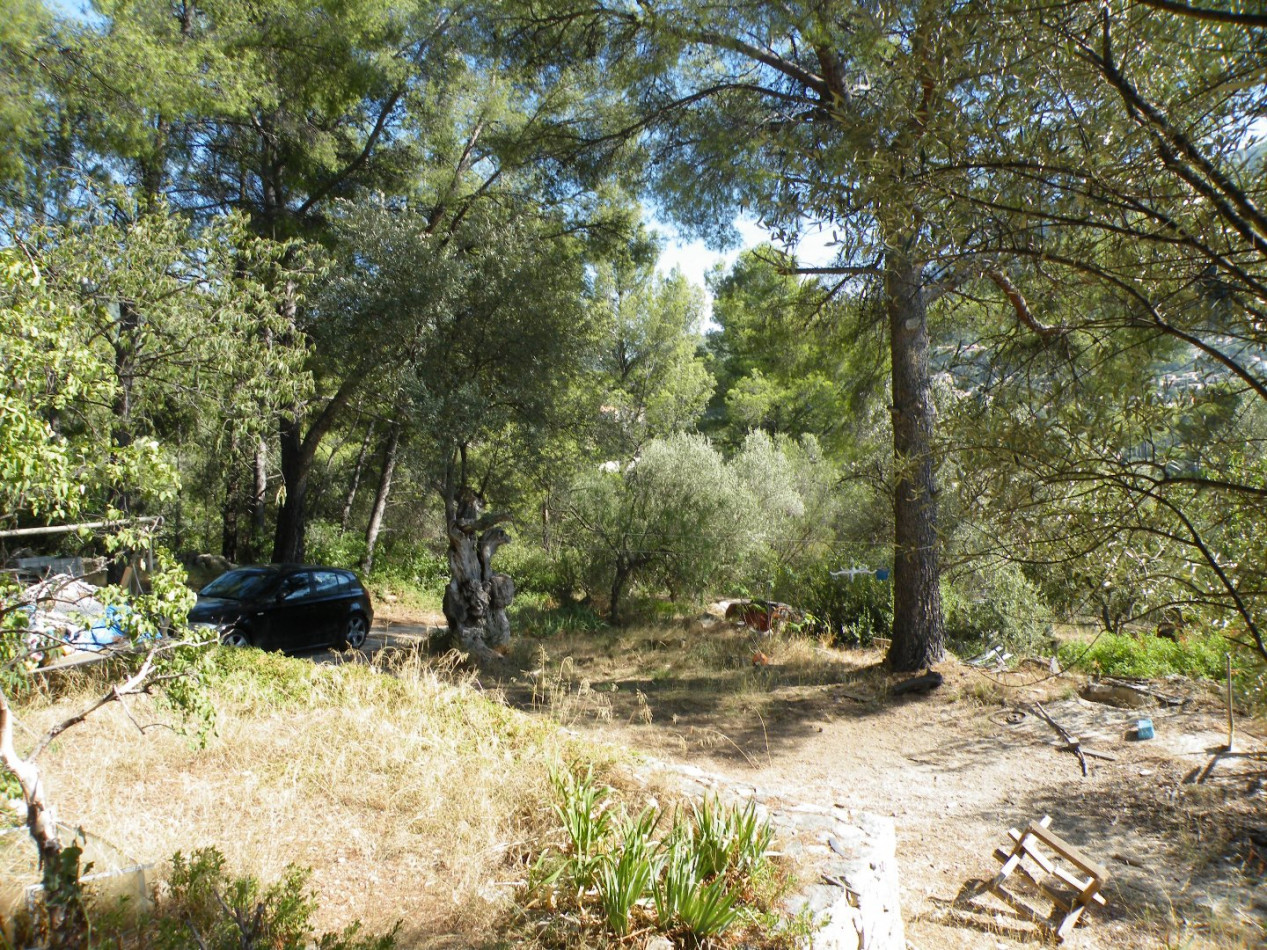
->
984, 268, 1064, 339
1136, 0, 1267, 27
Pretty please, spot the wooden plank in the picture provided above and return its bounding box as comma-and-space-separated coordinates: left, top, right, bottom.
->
990, 851, 1024, 889
995, 847, 1042, 886
1025, 822, 1110, 882
1039, 882, 1072, 912
1057, 903, 1087, 939
1006, 834, 1107, 907
1008, 827, 1056, 875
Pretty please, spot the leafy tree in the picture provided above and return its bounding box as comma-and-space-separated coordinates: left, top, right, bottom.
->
559, 433, 759, 623
0, 0, 52, 191
707, 248, 887, 457
512, 0, 1075, 668
319, 197, 601, 655
0, 244, 215, 949
591, 248, 713, 461
934, 1, 1267, 664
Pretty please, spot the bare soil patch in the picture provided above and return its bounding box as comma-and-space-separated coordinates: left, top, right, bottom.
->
496, 618, 1267, 949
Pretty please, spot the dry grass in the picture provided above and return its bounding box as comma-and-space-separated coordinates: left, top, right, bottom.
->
1, 646, 622, 946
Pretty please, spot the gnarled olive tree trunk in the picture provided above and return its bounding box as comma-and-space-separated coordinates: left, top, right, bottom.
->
441, 465, 515, 662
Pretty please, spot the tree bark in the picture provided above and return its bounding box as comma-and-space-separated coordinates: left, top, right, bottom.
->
108, 300, 141, 517
361, 424, 400, 575
272, 416, 309, 563
0, 692, 87, 949
342, 420, 377, 532
270, 379, 359, 564
608, 556, 632, 626
886, 251, 946, 671
249, 436, 268, 560
441, 457, 516, 661
221, 432, 242, 561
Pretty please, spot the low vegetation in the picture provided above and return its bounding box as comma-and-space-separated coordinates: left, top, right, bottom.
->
2, 646, 595, 942
1, 640, 808, 947
1057, 630, 1234, 682
521, 769, 799, 947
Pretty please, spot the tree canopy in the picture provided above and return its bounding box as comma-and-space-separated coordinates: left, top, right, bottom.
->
2, 0, 1266, 673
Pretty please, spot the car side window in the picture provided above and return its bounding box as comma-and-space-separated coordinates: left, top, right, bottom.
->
312, 571, 343, 596
279, 573, 310, 602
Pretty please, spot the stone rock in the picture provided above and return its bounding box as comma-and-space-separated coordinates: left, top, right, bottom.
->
1081, 682, 1155, 709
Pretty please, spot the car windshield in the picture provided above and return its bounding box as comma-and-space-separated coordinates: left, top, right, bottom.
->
199, 568, 277, 600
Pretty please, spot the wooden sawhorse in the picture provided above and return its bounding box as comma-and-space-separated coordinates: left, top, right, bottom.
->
990, 815, 1109, 941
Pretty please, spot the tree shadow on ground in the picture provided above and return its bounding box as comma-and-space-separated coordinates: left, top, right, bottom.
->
492, 618, 943, 765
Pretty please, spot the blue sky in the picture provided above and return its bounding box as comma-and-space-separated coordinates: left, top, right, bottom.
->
656, 216, 837, 290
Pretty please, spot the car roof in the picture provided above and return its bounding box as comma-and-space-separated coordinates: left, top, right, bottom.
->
231, 564, 361, 581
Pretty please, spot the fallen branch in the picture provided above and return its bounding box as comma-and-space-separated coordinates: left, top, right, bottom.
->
1031, 702, 1117, 775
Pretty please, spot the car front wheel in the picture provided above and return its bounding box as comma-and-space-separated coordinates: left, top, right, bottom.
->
222, 628, 252, 648
342, 613, 369, 650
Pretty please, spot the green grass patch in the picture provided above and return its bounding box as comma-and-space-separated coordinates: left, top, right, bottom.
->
1058, 631, 1231, 680
510, 598, 608, 638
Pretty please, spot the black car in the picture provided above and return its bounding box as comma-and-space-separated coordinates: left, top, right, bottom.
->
189, 564, 373, 651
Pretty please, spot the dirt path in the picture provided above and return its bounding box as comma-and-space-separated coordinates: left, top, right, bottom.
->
499, 628, 1267, 950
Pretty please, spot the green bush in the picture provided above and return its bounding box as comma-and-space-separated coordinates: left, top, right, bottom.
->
510, 599, 608, 638
942, 562, 1049, 655
772, 564, 892, 646
366, 540, 447, 590
495, 543, 573, 599
86, 847, 396, 950
304, 521, 368, 571
1058, 631, 1231, 680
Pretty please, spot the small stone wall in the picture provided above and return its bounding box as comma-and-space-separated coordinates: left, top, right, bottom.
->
640, 762, 905, 950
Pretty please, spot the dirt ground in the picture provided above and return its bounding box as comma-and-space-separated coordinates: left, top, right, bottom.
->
405, 607, 1267, 950
8, 603, 1264, 949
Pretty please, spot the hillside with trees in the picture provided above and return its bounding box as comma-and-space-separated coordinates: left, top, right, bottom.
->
2, 1, 1266, 947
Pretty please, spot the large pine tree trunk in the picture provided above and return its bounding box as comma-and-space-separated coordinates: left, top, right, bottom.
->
886, 252, 946, 671
361, 424, 401, 575
441, 458, 515, 662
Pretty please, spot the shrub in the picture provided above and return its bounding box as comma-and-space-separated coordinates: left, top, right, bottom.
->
366, 541, 447, 590
773, 563, 892, 646
304, 521, 368, 571
530, 768, 781, 944
510, 599, 608, 638
1058, 631, 1231, 680
495, 543, 572, 599
81, 848, 396, 950
942, 561, 1050, 655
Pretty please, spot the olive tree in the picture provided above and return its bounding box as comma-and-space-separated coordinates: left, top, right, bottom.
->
558, 432, 810, 623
